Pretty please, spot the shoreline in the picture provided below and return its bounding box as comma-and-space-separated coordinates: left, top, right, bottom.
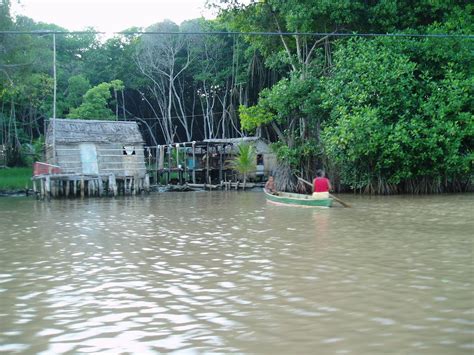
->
0, 189, 32, 197
0, 185, 262, 198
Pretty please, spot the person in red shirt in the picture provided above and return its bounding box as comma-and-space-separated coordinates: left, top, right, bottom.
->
312, 170, 331, 199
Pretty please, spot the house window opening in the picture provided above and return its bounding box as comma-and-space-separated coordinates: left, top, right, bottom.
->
123, 146, 136, 155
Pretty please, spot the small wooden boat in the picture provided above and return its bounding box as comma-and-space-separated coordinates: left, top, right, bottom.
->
264, 189, 333, 208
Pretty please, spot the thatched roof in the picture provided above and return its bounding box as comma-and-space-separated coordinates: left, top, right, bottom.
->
46, 119, 144, 145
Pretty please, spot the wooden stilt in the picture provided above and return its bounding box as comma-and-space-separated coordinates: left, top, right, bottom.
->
219, 145, 223, 182
45, 176, 51, 200
192, 141, 196, 184
206, 143, 210, 185
167, 144, 171, 184
108, 175, 113, 196
98, 178, 104, 197
138, 176, 142, 194
80, 177, 85, 198
144, 174, 150, 193
110, 174, 117, 197
112, 175, 118, 196
132, 176, 136, 195
51, 179, 56, 198
33, 172, 160, 200
40, 178, 45, 200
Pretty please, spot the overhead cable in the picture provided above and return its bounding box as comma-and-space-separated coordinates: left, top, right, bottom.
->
0, 30, 472, 39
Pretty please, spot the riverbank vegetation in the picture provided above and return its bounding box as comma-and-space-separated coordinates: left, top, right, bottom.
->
0, 0, 472, 193
0, 167, 32, 190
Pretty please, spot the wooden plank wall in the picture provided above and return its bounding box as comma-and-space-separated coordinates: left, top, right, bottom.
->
53, 143, 146, 177
97, 143, 146, 178
55, 144, 81, 173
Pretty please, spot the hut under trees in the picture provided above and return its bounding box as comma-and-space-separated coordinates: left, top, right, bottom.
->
33, 119, 149, 198
150, 137, 276, 187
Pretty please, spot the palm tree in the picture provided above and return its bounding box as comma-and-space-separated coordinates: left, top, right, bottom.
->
228, 143, 257, 188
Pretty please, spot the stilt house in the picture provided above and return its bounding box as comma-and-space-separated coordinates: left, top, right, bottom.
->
153, 136, 277, 185
45, 119, 146, 178
203, 137, 277, 179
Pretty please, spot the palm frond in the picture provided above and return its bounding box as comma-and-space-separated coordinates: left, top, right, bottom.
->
227, 143, 257, 186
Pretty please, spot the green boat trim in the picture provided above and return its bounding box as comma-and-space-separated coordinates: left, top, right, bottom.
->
264, 189, 333, 208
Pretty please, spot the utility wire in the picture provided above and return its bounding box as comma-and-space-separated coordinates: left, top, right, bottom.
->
119, 31, 474, 39
0, 30, 472, 39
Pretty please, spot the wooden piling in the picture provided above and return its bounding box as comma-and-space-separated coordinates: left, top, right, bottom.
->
206, 143, 210, 185
31, 173, 155, 199
219, 146, 223, 182
192, 141, 196, 184
80, 177, 85, 198
109, 174, 117, 196
40, 179, 44, 199
167, 144, 171, 184
45, 175, 51, 199
51, 179, 56, 198
73, 179, 77, 196
144, 174, 150, 193
98, 178, 104, 197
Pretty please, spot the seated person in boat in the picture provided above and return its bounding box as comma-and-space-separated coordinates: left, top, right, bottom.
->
265, 176, 276, 193
312, 170, 331, 199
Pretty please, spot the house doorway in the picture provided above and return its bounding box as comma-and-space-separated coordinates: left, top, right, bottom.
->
80, 143, 99, 174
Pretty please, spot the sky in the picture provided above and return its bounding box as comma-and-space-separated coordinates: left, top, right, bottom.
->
11, 0, 214, 33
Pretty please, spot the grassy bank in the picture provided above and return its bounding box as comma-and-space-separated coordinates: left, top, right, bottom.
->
0, 167, 32, 190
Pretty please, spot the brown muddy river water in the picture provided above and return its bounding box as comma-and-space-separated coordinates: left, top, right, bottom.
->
0, 191, 472, 354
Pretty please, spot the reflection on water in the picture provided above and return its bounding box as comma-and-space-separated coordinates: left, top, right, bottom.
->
0, 192, 473, 354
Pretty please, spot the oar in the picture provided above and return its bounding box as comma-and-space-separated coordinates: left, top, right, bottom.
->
295, 175, 351, 208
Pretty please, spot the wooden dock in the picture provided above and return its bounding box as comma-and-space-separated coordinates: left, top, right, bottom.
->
32, 173, 150, 199
187, 181, 262, 190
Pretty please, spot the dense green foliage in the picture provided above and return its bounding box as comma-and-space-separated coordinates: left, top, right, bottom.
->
0, 0, 472, 193
226, 0, 473, 193
321, 38, 472, 193
67, 80, 124, 119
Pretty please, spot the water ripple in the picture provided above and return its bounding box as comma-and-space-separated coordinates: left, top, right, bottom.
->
0, 192, 473, 353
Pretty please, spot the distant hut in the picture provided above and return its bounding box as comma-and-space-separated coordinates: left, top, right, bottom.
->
198, 137, 276, 180
154, 137, 276, 186
45, 118, 146, 178
202, 137, 277, 180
